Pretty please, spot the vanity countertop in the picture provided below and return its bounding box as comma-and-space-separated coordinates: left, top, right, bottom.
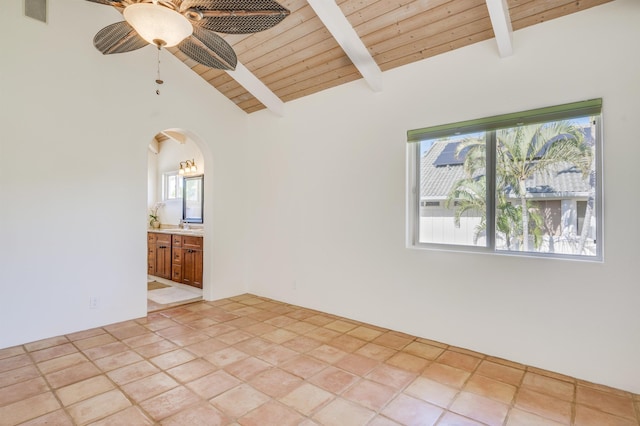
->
148, 228, 204, 237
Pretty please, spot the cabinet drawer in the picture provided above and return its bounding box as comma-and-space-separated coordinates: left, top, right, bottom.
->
182, 236, 203, 250
156, 233, 171, 245
172, 266, 182, 282
172, 234, 182, 247
172, 248, 182, 264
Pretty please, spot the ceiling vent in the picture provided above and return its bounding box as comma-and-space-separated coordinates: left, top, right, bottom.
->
24, 0, 47, 23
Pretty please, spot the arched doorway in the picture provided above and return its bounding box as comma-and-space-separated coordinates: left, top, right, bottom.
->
146, 128, 212, 312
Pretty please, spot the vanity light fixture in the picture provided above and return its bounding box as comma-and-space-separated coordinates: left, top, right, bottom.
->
179, 159, 197, 175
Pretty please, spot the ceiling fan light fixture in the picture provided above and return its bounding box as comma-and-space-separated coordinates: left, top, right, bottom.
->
123, 3, 192, 48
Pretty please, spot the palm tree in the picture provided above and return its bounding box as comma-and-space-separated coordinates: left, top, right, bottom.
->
447, 120, 592, 252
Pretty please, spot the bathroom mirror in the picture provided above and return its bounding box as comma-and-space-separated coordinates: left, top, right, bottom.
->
183, 175, 203, 223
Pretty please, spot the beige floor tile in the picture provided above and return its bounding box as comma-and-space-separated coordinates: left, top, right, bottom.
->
139, 386, 200, 421
422, 362, 471, 389
366, 363, 417, 390
521, 371, 575, 401
506, 408, 566, 426
0, 392, 60, 424
308, 344, 348, 364
224, 357, 272, 381
403, 341, 445, 361
121, 372, 179, 403
19, 409, 74, 426
186, 370, 241, 399
280, 382, 334, 416
0, 364, 40, 388
280, 355, 329, 379
574, 404, 638, 426
239, 400, 306, 426
437, 350, 482, 372
381, 393, 443, 426
107, 360, 160, 386
211, 383, 270, 418
150, 348, 196, 370
45, 361, 102, 389
56, 375, 114, 406
334, 353, 379, 376
30, 343, 78, 363
449, 391, 509, 426
308, 366, 359, 394
576, 385, 637, 419
250, 368, 304, 398
475, 360, 525, 386
463, 374, 517, 404
160, 402, 230, 426
342, 379, 397, 411
313, 398, 376, 426
0, 346, 25, 361
514, 388, 572, 424
404, 376, 458, 408
436, 412, 486, 425
67, 389, 131, 424
89, 406, 154, 425
24, 336, 69, 353
93, 349, 144, 372
204, 347, 249, 367
385, 352, 430, 373
0, 376, 49, 407
257, 345, 298, 366
36, 352, 87, 375
166, 358, 217, 382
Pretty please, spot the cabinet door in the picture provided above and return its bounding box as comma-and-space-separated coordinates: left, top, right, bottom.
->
182, 249, 203, 288
155, 243, 172, 279
147, 233, 157, 275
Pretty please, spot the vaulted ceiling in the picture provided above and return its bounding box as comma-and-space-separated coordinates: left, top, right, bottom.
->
100, 0, 613, 115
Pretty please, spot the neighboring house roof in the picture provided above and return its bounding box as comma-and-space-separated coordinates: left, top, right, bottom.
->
420, 139, 593, 200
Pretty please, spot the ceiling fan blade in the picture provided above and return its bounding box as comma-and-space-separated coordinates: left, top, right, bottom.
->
85, 0, 125, 6
180, 0, 289, 34
93, 21, 148, 55
178, 27, 237, 70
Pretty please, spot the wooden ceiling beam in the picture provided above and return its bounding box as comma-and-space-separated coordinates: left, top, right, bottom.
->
306, 0, 382, 92
226, 62, 285, 116
485, 0, 514, 57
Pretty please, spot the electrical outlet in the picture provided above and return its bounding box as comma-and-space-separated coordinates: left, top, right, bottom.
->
89, 297, 99, 309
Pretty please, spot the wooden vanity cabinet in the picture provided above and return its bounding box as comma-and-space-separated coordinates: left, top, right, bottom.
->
148, 232, 203, 289
181, 236, 203, 289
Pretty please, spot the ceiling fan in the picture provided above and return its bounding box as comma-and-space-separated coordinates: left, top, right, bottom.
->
86, 0, 290, 71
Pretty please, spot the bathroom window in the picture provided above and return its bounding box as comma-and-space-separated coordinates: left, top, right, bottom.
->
163, 171, 183, 201
407, 99, 603, 261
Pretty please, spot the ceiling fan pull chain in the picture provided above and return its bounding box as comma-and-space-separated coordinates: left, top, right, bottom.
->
155, 44, 164, 95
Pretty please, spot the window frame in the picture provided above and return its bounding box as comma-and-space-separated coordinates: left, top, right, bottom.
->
162, 171, 183, 202
407, 100, 604, 262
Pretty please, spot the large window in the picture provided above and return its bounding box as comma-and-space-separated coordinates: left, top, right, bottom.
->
407, 99, 603, 260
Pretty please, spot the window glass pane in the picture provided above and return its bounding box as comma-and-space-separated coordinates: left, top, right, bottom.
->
162, 172, 183, 201
418, 132, 487, 246
494, 116, 597, 256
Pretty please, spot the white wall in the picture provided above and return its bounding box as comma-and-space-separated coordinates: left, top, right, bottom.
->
0, 0, 250, 347
245, 0, 640, 393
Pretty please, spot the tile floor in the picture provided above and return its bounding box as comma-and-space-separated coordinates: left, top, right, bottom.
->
1, 294, 638, 425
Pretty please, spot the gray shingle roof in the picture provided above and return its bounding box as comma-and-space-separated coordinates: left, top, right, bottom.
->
420, 141, 592, 200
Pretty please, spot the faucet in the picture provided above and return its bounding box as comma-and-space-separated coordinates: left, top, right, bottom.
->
180, 219, 189, 230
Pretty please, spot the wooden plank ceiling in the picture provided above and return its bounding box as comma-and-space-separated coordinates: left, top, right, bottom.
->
163, 0, 612, 114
